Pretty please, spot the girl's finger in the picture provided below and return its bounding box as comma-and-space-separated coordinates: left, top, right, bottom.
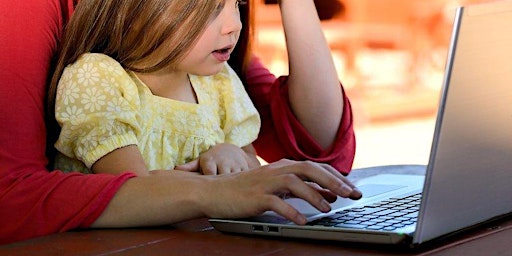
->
175, 159, 199, 172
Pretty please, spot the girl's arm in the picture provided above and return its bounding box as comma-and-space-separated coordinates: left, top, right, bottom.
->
92, 145, 150, 176
279, 0, 343, 149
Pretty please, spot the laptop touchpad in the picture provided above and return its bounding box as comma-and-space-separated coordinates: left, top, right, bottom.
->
357, 184, 406, 198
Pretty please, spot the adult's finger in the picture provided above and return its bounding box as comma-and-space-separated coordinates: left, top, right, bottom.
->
277, 173, 332, 213
317, 162, 362, 198
277, 160, 362, 199
263, 195, 307, 225
305, 182, 338, 203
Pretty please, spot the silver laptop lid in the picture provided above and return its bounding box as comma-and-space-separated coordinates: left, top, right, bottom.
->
414, 0, 512, 244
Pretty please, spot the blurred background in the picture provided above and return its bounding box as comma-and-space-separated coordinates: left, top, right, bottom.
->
252, 0, 495, 169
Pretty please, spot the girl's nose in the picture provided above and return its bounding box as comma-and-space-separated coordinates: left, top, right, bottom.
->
221, 9, 242, 35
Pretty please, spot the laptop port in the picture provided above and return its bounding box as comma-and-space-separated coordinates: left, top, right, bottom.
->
267, 226, 279, 233
252, 225, 264, 232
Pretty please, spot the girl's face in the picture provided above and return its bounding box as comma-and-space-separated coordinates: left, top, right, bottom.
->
177, 0, 243, 76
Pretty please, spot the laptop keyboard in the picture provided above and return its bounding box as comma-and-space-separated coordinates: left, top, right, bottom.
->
308, 193, 421, 231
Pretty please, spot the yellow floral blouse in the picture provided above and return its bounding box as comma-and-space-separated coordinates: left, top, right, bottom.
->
54, 53, 261, 173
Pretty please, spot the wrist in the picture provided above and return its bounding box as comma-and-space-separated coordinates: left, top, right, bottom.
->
192, 175, 222, 218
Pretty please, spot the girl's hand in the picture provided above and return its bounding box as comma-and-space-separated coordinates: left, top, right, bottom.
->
175, 143, 261, 175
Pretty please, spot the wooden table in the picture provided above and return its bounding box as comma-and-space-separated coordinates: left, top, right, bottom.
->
2, 165, 512, 255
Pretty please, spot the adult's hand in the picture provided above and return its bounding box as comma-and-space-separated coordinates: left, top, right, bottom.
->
197, 159, 362, 224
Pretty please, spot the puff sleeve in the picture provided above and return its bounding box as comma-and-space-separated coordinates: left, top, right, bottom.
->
54, 53, 142, 169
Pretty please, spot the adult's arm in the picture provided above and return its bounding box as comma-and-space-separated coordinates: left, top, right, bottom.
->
280, 0, 345, 149
246, 0, 355, 174
91, 160, 362, 228
246, 58, 355, 175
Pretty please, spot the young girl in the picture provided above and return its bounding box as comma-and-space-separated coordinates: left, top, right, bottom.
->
48, 0, 261, 176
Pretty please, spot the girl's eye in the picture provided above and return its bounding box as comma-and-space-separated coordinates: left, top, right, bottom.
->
236, 0, 247, 8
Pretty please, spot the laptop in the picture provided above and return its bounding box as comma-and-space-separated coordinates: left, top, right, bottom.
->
209, 0, 512, 247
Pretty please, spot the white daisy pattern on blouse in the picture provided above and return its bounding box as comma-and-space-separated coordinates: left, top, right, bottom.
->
76, 62, 100, 87
58, 76, 80, 106
106, 97, 128, 117
81, 87, 107, 112
100, 77, 121, 96
58, 105, 85, 127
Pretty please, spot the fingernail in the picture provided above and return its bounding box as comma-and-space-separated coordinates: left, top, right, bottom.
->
340, 184, 353, 195
321, 200, 331, 212
297, 214, 307, 225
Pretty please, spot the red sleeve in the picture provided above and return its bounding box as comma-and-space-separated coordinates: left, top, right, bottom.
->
245, 57, 356, 175
0, 0, 135, 244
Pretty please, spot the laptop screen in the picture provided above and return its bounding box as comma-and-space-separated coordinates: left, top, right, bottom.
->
414, 0, 512, 244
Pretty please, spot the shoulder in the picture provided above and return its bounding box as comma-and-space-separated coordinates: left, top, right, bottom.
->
58, 53, 138, 99
69, 53, 124, 72
62, 53, 131, 84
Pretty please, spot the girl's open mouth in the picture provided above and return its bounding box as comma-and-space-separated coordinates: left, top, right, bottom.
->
212, 47, 231, 62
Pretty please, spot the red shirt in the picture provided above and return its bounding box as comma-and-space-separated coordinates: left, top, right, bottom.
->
0, 0, 135, 244
0, 0, 355, 244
